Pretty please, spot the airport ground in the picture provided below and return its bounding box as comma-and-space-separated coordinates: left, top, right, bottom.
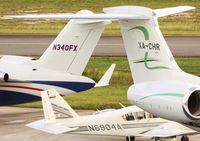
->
0, 106, 200, 141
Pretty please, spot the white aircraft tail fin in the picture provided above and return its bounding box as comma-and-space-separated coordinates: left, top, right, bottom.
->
104, 6, 194, 83
26, 89, 79, 134
41, 89, 79, 123
38, 10, 110, 75
95, 64, 116, 87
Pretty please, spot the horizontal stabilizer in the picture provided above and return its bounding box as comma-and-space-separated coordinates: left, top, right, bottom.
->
5, 13, 148, 20
103, 6, 195, 18
4, 6, 194, 21
95, 64, 116, 87
27, 120, 77, 134
154, 6, 195, 17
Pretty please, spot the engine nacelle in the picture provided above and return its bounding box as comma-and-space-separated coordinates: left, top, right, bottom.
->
183, 90, 200, 121
128, 80, 200, 123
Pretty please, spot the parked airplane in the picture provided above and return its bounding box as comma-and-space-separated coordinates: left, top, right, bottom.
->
27, 89, 197, 141
0, 10, 115, 105
104, 5, 200, 134
9, 5, 199, 140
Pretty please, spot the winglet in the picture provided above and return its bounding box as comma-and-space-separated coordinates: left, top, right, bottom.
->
154, 6, 195, 18
95, 64, 116, 87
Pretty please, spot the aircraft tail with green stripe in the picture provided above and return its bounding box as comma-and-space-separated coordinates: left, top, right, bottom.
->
104, 6, 196, 84
104, 6, 200, 133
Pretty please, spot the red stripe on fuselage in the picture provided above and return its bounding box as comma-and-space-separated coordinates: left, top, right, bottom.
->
0, 84, 43, 91
0, 84, 65, 96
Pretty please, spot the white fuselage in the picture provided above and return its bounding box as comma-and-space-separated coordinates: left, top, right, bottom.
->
50, 106, 168, 137
0, 55, 95, 105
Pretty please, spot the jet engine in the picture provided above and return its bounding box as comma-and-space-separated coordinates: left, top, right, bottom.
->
128, 80, 200, 124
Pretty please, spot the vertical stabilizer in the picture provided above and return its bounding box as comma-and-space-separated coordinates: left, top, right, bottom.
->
38, 10, 110, 75
41, 89, 79, 123
104, 6, 194, 83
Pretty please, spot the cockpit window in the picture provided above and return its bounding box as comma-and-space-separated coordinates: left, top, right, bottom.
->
122, 112, 135, 121
122, 111, 155, 121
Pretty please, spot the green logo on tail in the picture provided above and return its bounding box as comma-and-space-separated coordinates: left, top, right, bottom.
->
129, 26, 149, 40
144, 52, 171, 70
130, 26, 172, 70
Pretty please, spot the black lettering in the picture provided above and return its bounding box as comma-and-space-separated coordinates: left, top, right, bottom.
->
142, 43, 146, 49
117, 124, 122, 130
156, 43, 160, 50
88, 125, 95, 131
69, 45, 73, 51
61, 45, 65, 51
53, 44, 57, 50
138, 42, 142, 49
65, 45, 69, 51
105, 124, 111, 130
74, 45, 78, 51
57, 44, 61, 50
94, 125, 100, 131
100, 125, 105, 131
111, 124, 116, 130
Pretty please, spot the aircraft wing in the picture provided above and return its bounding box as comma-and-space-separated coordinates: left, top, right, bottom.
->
27, 119, 77, 134
139, 121, 197, 138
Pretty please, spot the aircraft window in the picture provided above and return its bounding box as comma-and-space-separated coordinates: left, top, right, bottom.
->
122, 112, 135, 121
136, 113, 145, 120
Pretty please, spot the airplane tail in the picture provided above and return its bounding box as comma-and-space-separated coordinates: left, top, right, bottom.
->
27, 89, 79, 134
41, 89, 79, 123
104, 6, 195, 83
38, 10, 110, 75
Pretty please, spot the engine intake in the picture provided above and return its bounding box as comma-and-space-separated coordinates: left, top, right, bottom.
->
183, 90, 200, 121
188, 90, 200, 116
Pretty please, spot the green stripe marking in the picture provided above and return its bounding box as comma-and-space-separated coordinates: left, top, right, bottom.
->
144, 52, 171, 70
139, 93, 184, 101
129, 26, 149, 40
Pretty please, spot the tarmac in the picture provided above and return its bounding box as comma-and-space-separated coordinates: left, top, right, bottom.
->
0, 107, 200, 141
0, 36, 200, 56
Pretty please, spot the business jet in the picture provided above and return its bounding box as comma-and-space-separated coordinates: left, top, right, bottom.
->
27, 89, 197, 141
104, 5, 200, 135
9, 5, 199, 140
0, 10, 116, 105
